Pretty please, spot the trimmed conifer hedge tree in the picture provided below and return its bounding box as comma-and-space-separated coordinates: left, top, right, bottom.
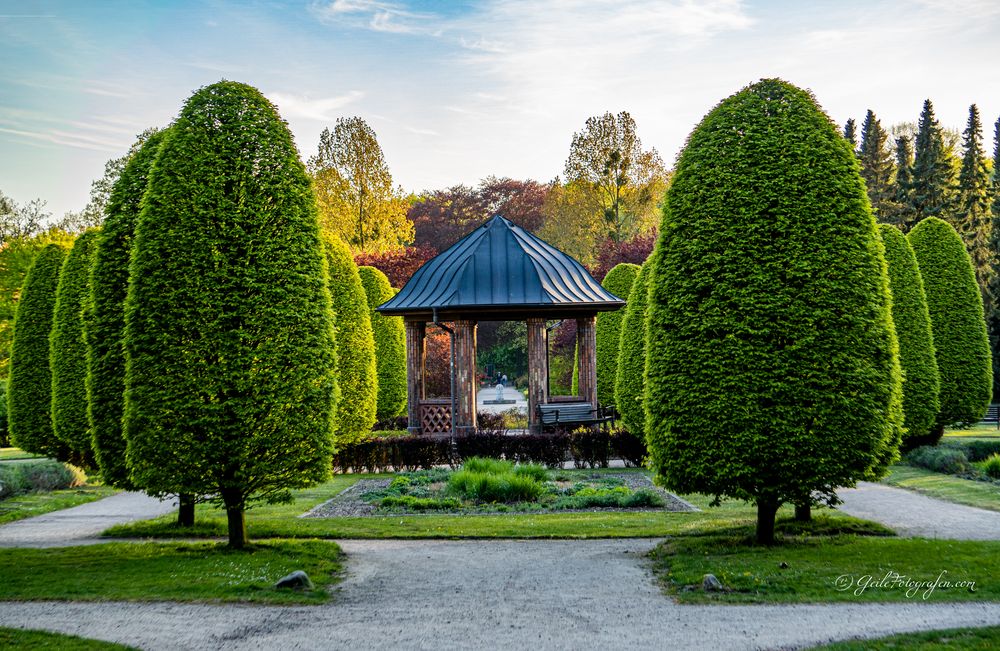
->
358, 266, 406, 421
87, 129, 166, 490
908, 216, 992, 439
878, 224, 941, 447
323, 232, 377, 443
124, 81, 338, 548
614, 257, 653, 437
645, 79, 903, 544
8, 243, 69, 459
50, 229, 100, 466
596, 263, 640, 406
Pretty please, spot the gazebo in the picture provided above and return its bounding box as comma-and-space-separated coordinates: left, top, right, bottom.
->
377, 215, 625, 435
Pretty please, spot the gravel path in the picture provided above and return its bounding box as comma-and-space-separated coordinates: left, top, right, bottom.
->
1, 538, 999, 650
0, 491, 176, 548
837, 482, 1000, 540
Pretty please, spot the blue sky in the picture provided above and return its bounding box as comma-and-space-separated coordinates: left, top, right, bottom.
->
3, 0, 1000, 217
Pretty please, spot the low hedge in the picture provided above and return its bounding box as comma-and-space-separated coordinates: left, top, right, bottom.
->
940, 439, 1000, 462
0, 460, 85, 500
904, 445, 971, 475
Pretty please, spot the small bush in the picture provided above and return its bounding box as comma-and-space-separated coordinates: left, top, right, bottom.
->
463, 457, 513, 475
447, 470, 543, 503
0, 460, 81, 499
570, 427, 610, 468
552, 486, 664, 510
378, 495, 462, 511
512, 463, 548, 483
983, 454, 1000, 479
0, 466, 27, 500
944, 439, 1000, 462
506, 432, 569, 468
905, 445, 970, 475
610, 427, 646, 467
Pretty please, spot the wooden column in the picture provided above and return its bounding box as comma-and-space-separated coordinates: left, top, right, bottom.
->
453, 320, 478, 435
405, 320, 426, 435
576, 315, 597, 407
526, 317, 549, 433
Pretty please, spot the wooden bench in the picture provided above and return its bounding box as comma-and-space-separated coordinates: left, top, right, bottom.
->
537, 402, 612, 429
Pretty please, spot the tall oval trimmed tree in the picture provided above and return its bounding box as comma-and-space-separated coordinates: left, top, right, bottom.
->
908, 216, 992, 440
596, 263, 640, 406
87, 129, 166, 490
124, 81, 338, 548
614, 256, 653, 436
8, 243, 69, 459
878, 224, 941, 447
322, 232, 377, 443
51, 229, 100, 466
358, 266, 406, 422
645, 79, 902, 544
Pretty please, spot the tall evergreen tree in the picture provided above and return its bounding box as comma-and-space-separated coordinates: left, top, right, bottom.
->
844, 118, 858, 153
955, 105, 993, 303
124, 81, 337, 549
987, 116, 1000, 398
894, 135, 916, 230
910, 99, 957, 222
358, 266, 406, 422
859, 110, 898, 222
595, 263, 640, 405
614, 256, 653, 437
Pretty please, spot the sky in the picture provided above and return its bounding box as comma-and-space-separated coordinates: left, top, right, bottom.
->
2, 0, 1000, 218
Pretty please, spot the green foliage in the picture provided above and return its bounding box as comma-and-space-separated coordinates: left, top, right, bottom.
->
908, 100, 957, 225
955, 104, 993, 300
462, 456, 514, 475
982, 453, 1000, 479
877, 225, 941, 445
123, 81, 337, 543
0, 379, 7, 446
905, 445, 971, 475
614, 257, 652, 436
908, 217, 992, 436
859, 110, 900, 223
378, 495, 462, 511
0, 460, 80, 499
7, 243, 68, 459
596, 263, 639, 405
358, 266, 406, 421
87, 130, 166, 489
322, 232, 377, 444
644, 79, 903, 530
551, 486, 664, 510
50, 230, 99, 465
446, 469, 544, 503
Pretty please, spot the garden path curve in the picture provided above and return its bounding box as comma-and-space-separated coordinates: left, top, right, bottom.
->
836, 481, 1000, 540
1, 538, 999, 650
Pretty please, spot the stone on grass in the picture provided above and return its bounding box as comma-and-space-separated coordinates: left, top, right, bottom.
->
275, 570, 314, 590
702, 574, 723, 592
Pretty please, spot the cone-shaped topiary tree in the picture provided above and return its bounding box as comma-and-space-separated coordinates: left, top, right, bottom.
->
358, 266, 406, 422
124, 81, 337, 549
878, 224, 941, 447
614, 256, 653, 437
645, 79, 902, 544
50, 229, 100, 466
87, 130, 166, 490
8, 243, 69, 459
322, 231, 377, 443
908, 216, 992, 440
596, 263, 639, 406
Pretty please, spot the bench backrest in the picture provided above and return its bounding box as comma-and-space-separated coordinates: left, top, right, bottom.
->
538, 402, 595, 425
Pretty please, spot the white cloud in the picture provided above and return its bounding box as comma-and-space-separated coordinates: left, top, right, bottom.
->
309, 0, 441, 35
266, 90, 365, 122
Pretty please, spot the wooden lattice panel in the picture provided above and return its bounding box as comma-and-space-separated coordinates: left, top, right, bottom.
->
420, 400, 452, 434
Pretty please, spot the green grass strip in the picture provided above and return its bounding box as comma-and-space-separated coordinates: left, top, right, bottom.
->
808, 624, 1000, 650
0, 484, 118, 525
0, 627, 138, 650
883, 465, 1000, 513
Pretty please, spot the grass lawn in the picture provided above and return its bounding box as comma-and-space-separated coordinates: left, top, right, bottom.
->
0, 484, 118, 525
0, 447, 42, 461
943, 425, 1000, 439
650, 519, 993, 604
809, 625, 1000, 650
882, 465, 1000, 513
0, 627, 138, 650
0, 540, 342, 604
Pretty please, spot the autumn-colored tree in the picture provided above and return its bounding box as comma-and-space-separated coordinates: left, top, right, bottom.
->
589, 233, 656, 281
353, 245, 437, 288
308, 117, 413, 254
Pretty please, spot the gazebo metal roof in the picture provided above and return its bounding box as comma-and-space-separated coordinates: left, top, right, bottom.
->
377, 215, 625, 319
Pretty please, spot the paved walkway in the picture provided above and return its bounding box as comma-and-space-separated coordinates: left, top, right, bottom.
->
1, 539, 999, 650
0, 491, 176, 548
837, 482, 1000, 540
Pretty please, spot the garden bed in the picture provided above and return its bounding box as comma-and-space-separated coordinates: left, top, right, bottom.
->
304, 460, 696, 517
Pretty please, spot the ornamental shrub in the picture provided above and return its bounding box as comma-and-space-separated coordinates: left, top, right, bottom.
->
87, 130, 166, 489
614, 257, 653, 436
358, 266, 406, 421
8, 244, 69, 460
644, 79, 902, 544
908, 217, 992, 440
123, 80, 337, 548
323, 232, 377, 444
877, 225, 941, 448
50, 229, 100, 466
596, 263, 639, 406
904, 445, 970, 475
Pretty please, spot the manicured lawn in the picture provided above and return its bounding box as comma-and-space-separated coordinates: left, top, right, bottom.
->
943, 425, 1000, 439
0, 484, 118, 525
882, 465, 1000, 512
0, 447, 41, 461
0, 627, 138, 650
650, 521, 993, 604
809, 625, 1000, 650
0, 540, 342, 604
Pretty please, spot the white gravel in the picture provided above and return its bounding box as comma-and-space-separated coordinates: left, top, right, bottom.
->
1, 538, 999, 650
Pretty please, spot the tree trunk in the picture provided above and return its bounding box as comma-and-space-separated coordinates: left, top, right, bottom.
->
794, 502, 811, 522
221, 489, 247, 549
177, 493, 195, 527
756, 497, 780, 545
